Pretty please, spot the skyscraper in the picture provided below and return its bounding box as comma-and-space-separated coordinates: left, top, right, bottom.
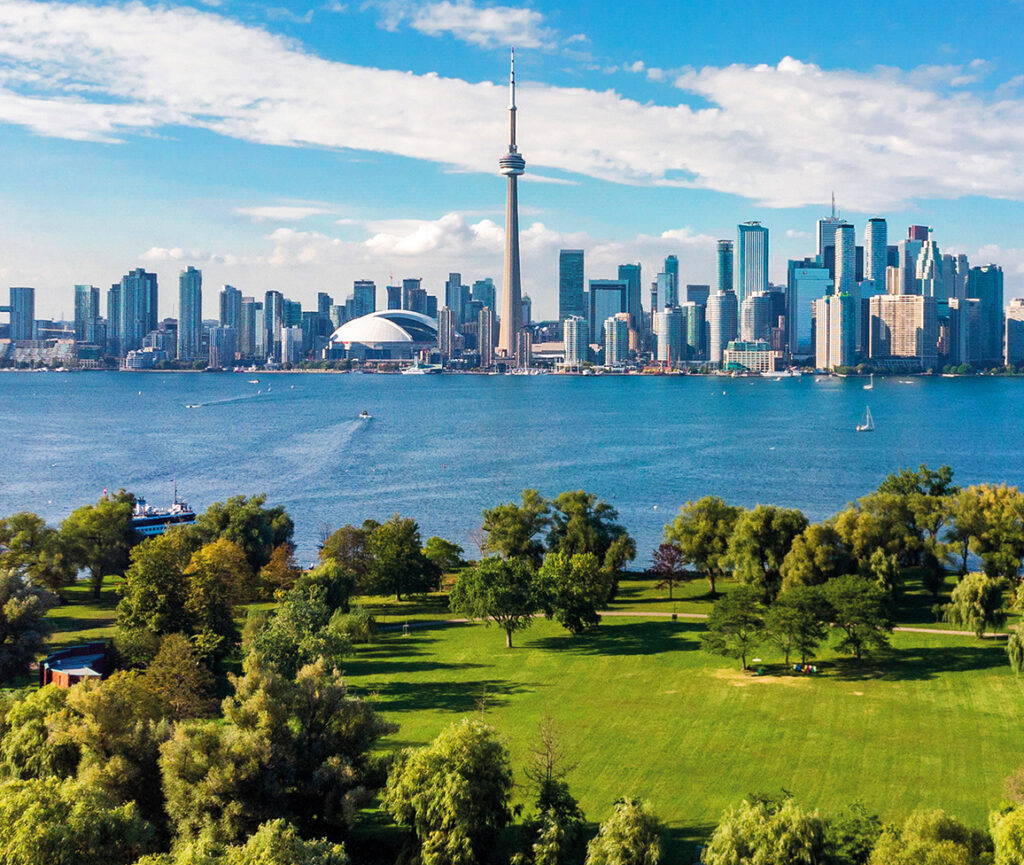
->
208, 326, 237, 369
786, 258, 832, 356
1005, 299, 1024, 367
239, 297, 257, 357
736, 222, 769, 306
119, 268, 157, 355
74, 285, 100, 343
479, 305, 496, 367
177, 266, 202, 362
559, 250, 585, 323
264, 290, 284, 362
654, 306, 684, 367
563, 316, 589, 367
588, 280, 627, 339
353, 281, 376, 318
604, 313, 630, 365
3, 287, 34, 341
618, 263, 642, 330
740, 291, 772, 342
664, 255, 679, 297
865, 218, 888, 286
219, 285, 242, 328
497, 49, 526, 357
445, 274, 463, 323
707, 288, 738, 365
107, 284, 121, 355
716, 240, 734, 295
834, 224, 856, 295
656, 272, 677, 309
868, 294, 938, 369
472, 278, 496, 311
968, 264, 1004, 364
438, 306, 456, 360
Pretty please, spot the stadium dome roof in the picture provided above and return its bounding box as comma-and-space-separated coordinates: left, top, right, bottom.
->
330, 310, 438, 348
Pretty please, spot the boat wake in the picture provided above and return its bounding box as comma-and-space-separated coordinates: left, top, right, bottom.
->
184, 392, 264, 409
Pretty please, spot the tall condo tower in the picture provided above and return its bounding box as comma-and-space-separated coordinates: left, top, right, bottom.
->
498, 49, 526, 357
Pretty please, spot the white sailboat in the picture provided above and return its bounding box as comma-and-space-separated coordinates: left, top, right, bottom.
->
863, 373, 874, 390
856, 406, 875, 432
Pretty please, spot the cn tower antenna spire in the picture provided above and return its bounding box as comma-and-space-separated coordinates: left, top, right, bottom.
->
509, 47, 517, 151
497, 48, 526, 360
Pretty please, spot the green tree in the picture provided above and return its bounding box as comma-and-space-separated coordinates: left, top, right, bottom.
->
584, 798, 661, 865
183, 539, 254, 663
824, 802, 882, 865
701, 796, 827, 865
291, 560, 355, 613
920, 542, 947, 598
383, 719, 513, 865
992, 807, 1024, 865
943, 572, 1006, 638
867, 809, 992, 865
61, 490, 137, 598
780, 522, 856, 591
481, 488, 551, 567
1008, 626, 1024, 675
449, 556, 537, 648
536, 552, 615, 635
423, 536, 465, 575
366, 514, 437, 600
318, 523, 373, 593
824, 575, 893, 661
833, 493, 921, 568
0, 571, 56, 683
258, 543, 300, 598
764, 585, 829, 665
188, 494, 294, 574
700, 586, 765, 670
0, 685, 78, 780
727, 505, 808, 602
946, 487, 986, 577
651, 543, 688, 600
547, 491, 636, 573
968, 484, 1024, 580
867, 548, 904, 599
143, 633, 217, 721
0, 777, 154, 865
877, 464, 957, 498
664, 496, 741, 595
0, 512, 76, 598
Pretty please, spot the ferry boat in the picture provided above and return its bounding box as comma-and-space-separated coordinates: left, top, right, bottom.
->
131, 493, 197, 536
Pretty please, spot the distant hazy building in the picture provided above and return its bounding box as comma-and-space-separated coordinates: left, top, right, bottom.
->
1005, 299, 1024, 366
864, 217, 888, 288
208, 325, 237, 369
352, 281, 376, 319
869, 294, 938, 369
106, 284, 121, 354
444, 273, 463, 323
736, 222, 769, 306
479, 306, 495, 367
563, 315, 589, 366
521, 295, 532, 327
438, 306, 456, 360
559, 250, 585, 324
386, 285, 402, 310
707, 288, 738, 365
472, 278, 496, 312
604, 313, 630, 365
281, 325, 303, 366
588, 280, 627, 340
264, 290, 284, 362
177, 267, 202, 362
2, 287, 34, 341
786, 258, 832, 355
219, 285, 242, 329
716, 240, 734, 295
968, 264, 1004, 365
740, 291, 773, 342
238, 297, 257, 357
74, 285, 100, 343
654, 306, 684, 366
402, 278, 427, 314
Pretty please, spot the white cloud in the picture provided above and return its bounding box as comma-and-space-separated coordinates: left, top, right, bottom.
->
786, 229, 812, 239
408, 1, 556, 49
1, 3, 1024, 214
235, 205, 332, 221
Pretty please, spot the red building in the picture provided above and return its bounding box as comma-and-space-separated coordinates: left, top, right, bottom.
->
39, 642, 109, 688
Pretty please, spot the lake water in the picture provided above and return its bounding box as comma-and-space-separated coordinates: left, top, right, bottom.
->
2, 371, 1023, 563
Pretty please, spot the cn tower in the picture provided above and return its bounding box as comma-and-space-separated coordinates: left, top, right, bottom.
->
497, 48, 525, 357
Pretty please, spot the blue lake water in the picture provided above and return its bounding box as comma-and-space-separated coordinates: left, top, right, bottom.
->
2, 371, 1023, 563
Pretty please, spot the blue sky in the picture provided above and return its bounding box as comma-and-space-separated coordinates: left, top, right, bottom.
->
2, 0, 1024, 320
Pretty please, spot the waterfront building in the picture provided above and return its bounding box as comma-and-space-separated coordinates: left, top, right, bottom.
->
239, 297, 257, 357
868, 294, 938, 370
657, 271, 677, 309
106, 284, 121, 354
444, 274, 463, 323
438, 305, 456, 360
2, 287, 35, 341
124, 347, 167, 370
967, 264, 1004, 365
1005, 299, 1024, 366
740, 291, 772, 342
716, 240, 734, 295
681, 301, 706, 360
589, 280, 627, 339
618, 263, 642, 329
604, 313, 630, 366
74, 285, 100, 343
559, 250, 585, 324
208, 325, 237, 369
264, 290, 284, 362
281, 325, 303, 366
515, 330, 533, 368
177, 266, 202, 362
736, 222, 769, 306
498, 50, 526, 357
253, 305, 266, 359
707, 288, 738, 365
219, 285, 242, 329
786, 258, 831, 356
722, 340, 780, 373
654, 306, 684, 366
864, 217, 888, 287
479, 306, 496, 367
814, 292, 856, 370
563, 315, 589, 366
330, 310, 439, 361
119, 269, 157, 356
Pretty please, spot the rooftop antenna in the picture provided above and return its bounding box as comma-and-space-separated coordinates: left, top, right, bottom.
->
831, 191, 836, 219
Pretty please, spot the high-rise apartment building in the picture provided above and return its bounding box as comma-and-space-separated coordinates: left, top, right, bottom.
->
707, 288, 738, 365
438, 306, 456, 360
239, 297, 257, 357
317, 292, 333, 315
559, 250, 585, 324
264, 290, 284, 362
219, 285, 242, 329
736, 222, 769, 306
386, 285, 401, 310
177, 266, 203, 362
352, 281, 376, 319
588, 280, 627, 339
618, 263, 642, 329
817, 214, 845, 263
868, 294, 938, 369
968, 264, 1004, 364
107, 284, 121, 354
657, 271, 677, 309
444, 274, 463, 323
1005, 298, 1024, 366
685, 284, 710, 306
814, 292, 856, 371
563, 315, 589, 367
2, 287, 34, 341
716, 240, 734, 295
280, 326, 303, 366
664, 254, 679, 294
208, 326, 237, 369
479, 306, 496, 367
472, 278, 496, 311
118, 268, 157, 355
786, 258, 832, 355
604, 313, 630, 365
834, 224, 856, 295
521, 295, 532, 327
681, 301, 706, 360
402, 278, 426, 313
654, 306, 684, 366
740, 291, 773, 342
865, 218, 888, 286
74, 285, 100, 343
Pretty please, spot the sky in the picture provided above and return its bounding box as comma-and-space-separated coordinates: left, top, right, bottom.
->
3, 0, 1024, 321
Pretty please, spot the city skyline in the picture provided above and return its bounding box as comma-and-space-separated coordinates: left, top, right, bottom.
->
3, 1, 1024, 320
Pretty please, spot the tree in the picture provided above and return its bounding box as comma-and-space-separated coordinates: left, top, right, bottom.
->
547, 491, 636, 573
536, 552, 615, 635
664, 497, 740, 595
449, 556, 537, 648
943, 572, 1006, 638
701, 796, 827, 865
365, 514, 437, 600
824, 803, 882, 865
318, 523, 373, 592
992, 807, 1024, 865
258, 543, 300, 597
780, 522, 856, 591
968, 484, 1024, 580
764, 585, 829, 665
0, 512, 76, 598
878, 464, 957, 498
946, 488, 985, 577
727, 505, 808, 602
383, 719, 513, 865
0, 571, 55, 683
650, 543, 688, 600
584, 798, 661, 865
0, 685, 78, 781
700, 586, 765, 670
481, 489, 551, 567
188, 494, 294, 574
423, 537, 465, 575
143, 634, 217, 721
1008, 626, 1024, 675
867, 809, 992, 865
920, 542, 947, 598
833, 493, 921, 568
0, 777, 154, 865
183, 539, 253, 664
61, 490, 137, 598
867, 548, 904, 599
824, 575, 893, 661
222, 819, 349, 865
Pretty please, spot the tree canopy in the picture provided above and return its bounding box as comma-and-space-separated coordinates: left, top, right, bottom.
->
663, 496, 740, 595
0, 571, 55, 684
536, 552, 614, 635
188, 494, 294, 575
727, 505, 808, 602
449, 556, 537, 647
61, 491, 137, 598
481, 489, 551, 567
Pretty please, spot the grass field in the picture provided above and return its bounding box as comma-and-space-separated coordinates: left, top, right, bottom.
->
342, 609, 1024, 859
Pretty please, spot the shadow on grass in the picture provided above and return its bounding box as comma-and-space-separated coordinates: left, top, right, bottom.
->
360, 678, 530, 713
526, 620, 701, 656
826, 641, 1008, 681
344, 659, 488, 677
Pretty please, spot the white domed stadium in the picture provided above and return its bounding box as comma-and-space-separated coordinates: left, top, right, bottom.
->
329, 310, 437, 359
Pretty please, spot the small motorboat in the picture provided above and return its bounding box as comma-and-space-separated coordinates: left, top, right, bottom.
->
358, 410, 372, 420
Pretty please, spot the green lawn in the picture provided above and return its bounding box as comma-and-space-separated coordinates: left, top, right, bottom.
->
343, 613, 1024, 859
45, 581, 120, 649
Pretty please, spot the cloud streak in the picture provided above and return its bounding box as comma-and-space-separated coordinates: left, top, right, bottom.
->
0, 3, 1023, 211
